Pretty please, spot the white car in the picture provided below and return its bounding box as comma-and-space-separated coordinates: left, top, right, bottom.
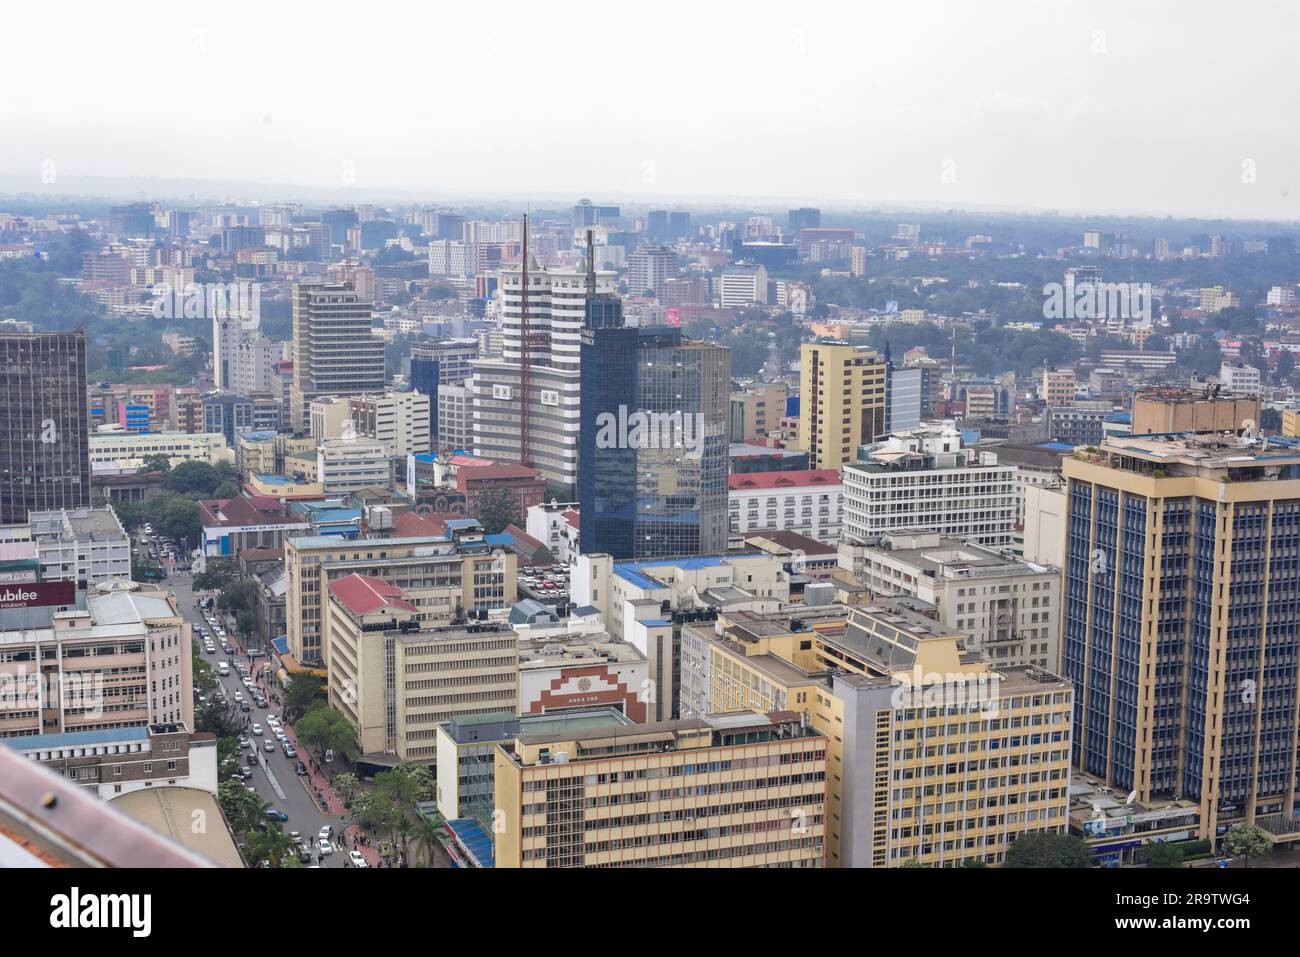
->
319, 825, 333, 842
348, 851, 367, 868
251, 723, 263, 735
319, 839, 335, 856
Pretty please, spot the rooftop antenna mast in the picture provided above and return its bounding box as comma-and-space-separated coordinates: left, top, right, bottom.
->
585, 228, 596, 306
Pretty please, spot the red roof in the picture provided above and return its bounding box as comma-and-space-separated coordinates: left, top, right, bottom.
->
458, 462, 541, 489
327, 574, 417, 616
562, 509, 580, 529
728, 469, 841, 491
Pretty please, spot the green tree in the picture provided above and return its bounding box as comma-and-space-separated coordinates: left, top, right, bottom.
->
1004, 832, 1092, 868
1221, 823, 1271, 868
141, 454, 173, 475
1141, 842, 1186, 868
193, 558, 240, 592
333, 771, 361, 807
476, 487, 520, 535
163, 460, 221, 495
218, 780, 268, 833
295, 706, 359, 763
195, 699, 245, 739
284, 674, 327, 720
246, 823, 297, 868
412, 816, 445, 867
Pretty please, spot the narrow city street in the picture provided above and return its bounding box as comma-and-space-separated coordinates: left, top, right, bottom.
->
172, 567, 385, 868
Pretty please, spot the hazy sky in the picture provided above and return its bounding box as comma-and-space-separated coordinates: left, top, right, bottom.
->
2, 0, 1297, 219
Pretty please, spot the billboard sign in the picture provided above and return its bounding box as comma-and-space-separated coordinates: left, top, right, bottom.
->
0, 581, 76, 609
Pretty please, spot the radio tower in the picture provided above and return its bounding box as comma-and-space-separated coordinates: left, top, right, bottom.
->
517, 212, 542, 467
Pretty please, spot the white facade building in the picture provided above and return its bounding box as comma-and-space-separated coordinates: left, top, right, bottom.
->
841, 423, 1017, 547
89, 429, 233, 466
317, 434, 392, 496
838, 530, 1060, 669
498, 263, 615, 371
727, 470, 843, 547
436, 383, 472, 452
25, 506, 132, 586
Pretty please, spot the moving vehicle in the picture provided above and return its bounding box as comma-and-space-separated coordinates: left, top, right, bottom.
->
251, 724, 262, 735
265, 809, 289, 822
318, 839, 334, 856
264, 739, 274, 752
347, 851, 367, 868
319, 825, 333, 842
217, 662, 229, 676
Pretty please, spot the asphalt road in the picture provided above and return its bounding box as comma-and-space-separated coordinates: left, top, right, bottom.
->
171, 567, 354, 869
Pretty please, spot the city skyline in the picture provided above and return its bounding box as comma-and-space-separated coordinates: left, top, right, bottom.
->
3, 1, 1299, 221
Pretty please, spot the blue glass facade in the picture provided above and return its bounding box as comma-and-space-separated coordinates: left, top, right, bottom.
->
1065, 474, 1300, 816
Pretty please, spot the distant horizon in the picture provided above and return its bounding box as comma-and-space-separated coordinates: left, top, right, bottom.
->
1, 169, 1298, 229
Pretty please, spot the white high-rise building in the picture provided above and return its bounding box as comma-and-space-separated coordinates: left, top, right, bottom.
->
498, 261, 615, 371
214, 317, 286, 394
290, 283, 385, 432
349, 391, 431, 458
718, 265, 768, 307
469, 360, 580, 494
436, 383, 471, 452
628, 245, 678, 298
841, 423, 1017, 547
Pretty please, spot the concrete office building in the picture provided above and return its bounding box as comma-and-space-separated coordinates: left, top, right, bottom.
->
841, 424, 1017, 547
284, 532, 517, 666
677, 603, 1074, 867
727, 470, 843, 547
493, 710, 827, 868
1061, 433, 1300, 841
838, 530, 1060, 668
24, 506, 131, 586
325, 574, 519, 762
317, 434, 393, 496
797, 341, 887, 471
290, 283, 385, 432
89, 429, 232, 467
0, 331, 90, 524
4, 724, 216, 801
0, 585, 194, 738
349, 391, 431, 458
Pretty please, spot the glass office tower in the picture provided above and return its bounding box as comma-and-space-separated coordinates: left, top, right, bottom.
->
579, 290, 729, 559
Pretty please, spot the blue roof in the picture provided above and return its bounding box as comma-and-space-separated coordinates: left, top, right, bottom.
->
414, 453, 437, 463
4, 726, 149, 751
1036, 442, 1075, 450
253, 472, 297, 484
483, 533, 513, 545
271, 636, 289, 655
447, 818, 495, 868
613, 554, 746, 590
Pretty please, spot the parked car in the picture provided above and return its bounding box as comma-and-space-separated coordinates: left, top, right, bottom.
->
294, 761, 308, 776
283, 744, 297, 758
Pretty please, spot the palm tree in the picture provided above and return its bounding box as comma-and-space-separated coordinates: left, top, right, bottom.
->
395, 815, 415, 865
412, 818, 444, 868
247, 824, 297, 868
